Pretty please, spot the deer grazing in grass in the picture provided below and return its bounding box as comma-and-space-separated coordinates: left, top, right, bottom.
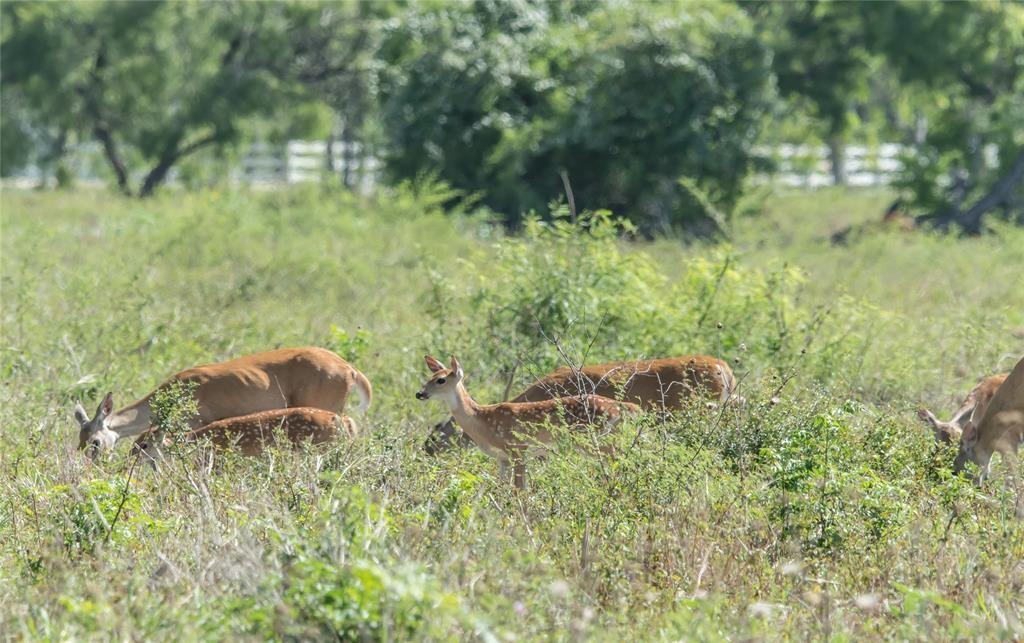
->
952, 356, 1024, 485
918, 373, 1008, 445
416, 355, 639, 489
424, 355, 736, 455
131, 407, 357, 464
74, 347, 371, 459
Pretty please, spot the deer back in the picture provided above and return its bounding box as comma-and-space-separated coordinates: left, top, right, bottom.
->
970, 359, 1024, 455
187, 407, 348, 456
512, 356, 732, 410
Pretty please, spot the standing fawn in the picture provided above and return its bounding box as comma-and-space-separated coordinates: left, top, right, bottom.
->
918, 373, 1008, 445
74, 347, 371, 459
416, 355, 639, 489
425, 354, 736, 455
132, 407, 357, 464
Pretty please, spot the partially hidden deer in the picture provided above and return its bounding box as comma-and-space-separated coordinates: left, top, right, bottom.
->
132, 407, 357, 464
74, 347, 371, 459
953, 356, 1024, 483
424, 355, 736, 455
918, 373, 1008, 445
416, 355, 639, 489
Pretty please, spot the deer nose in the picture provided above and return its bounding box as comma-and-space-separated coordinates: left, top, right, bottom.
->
416, 391, 428, 400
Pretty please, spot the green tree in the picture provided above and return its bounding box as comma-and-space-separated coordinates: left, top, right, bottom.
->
1, 1, 351, 197
747, 2, 878, 185
858, 1, 1024, 232
376, 0, 774, 234
281, 1, 397, 189
755, 1, 1023, 231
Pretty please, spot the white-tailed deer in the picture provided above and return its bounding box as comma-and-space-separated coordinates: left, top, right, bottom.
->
918, 373, 1008, 444
416, 355, 639, 489
424, 355, 735, 455
74, 347, 371, 459
132, 407, 357, 463
953, 356, 1024, 482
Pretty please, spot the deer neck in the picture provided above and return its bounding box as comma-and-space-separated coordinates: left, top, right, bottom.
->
440, 383, 480, 424
105, 395, 154, 439
440, 383, 503, 445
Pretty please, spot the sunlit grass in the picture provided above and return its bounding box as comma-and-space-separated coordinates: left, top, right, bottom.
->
1, 185, 1021, 639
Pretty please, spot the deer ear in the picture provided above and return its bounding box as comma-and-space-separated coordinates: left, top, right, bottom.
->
74, 402, 90, 426
424, 355, 445, 373
449, 356, 463, 378
917, 408, 940, 430
918, 409, 959, 444
98, 392, 114, 418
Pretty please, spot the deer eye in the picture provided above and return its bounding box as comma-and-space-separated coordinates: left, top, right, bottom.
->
436, 377, 446, 384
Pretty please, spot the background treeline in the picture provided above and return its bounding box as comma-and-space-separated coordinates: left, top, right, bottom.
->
3, 0, 1022, 233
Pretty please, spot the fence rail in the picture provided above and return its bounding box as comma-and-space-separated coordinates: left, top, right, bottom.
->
4, 141, 951, 191
753, 143, 906, 188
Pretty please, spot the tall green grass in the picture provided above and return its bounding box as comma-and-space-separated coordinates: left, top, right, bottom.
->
1, 185, 1021, 640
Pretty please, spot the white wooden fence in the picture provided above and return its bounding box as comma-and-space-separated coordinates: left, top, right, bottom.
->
4, 139, 382, 191
6, 141, 925, 190
238, 140, 381, 191
754, 144, 906, 188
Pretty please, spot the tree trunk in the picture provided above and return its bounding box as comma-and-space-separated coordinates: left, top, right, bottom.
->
137, 134, 217, 198
341, 122, 354, 190
918, 149, 1024, 234
325, 133, 336, 174
138, 154, 177, 198
828, 136, 847, 186
94, 123, 132, 195
84, 45, 132, 196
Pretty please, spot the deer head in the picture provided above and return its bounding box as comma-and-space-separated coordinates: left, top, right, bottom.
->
74, 393, 118, 460
415, 355, 464, 403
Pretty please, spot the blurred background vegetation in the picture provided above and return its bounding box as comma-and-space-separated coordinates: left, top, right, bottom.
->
3, 0, 1022, 234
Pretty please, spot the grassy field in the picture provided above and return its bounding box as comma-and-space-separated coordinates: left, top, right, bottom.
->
1, 184, 1022, 640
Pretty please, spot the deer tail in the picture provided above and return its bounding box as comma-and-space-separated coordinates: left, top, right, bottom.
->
351, 369, 373, 414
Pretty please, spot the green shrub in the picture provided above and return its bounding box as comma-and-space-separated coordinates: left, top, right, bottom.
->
53, 477, 164, 556
151, 380, 200, 438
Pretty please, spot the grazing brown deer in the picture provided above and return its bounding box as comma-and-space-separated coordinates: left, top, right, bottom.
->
74, 347, 371, 459
416, 355, 639, 489
132, 407, 356, 464
918, 373, 1008, 444
830, 200, 917, 245
881, 200, 917, 231
953, 357, 1024, 483
424, 355, 735, 455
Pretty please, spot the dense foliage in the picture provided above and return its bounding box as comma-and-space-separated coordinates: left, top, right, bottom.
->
859, 2, 1024, 230
1, 187, 1022, 638
0, 1, 382, 194
376, 1, 773, 233
3, 1, 1021, 230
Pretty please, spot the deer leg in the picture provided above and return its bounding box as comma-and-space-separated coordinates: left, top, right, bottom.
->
976, 449, 994, 486
512, 461, 527, 491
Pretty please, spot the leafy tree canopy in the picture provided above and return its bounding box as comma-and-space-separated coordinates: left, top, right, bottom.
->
376, 0, 774, 234
1, 1, 359, 195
